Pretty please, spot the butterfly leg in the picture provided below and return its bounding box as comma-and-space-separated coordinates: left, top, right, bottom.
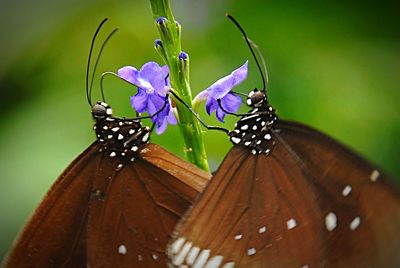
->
169, 90, 230, 134
216, 98, 256, 117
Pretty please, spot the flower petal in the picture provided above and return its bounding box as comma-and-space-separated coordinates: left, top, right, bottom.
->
206, 75, 233, 99
137, 62, 166, 93
205, 97, 218, 115
206, 61, 248, 99
130, 89, 148, 113
118, 66, 139, 85
167, 108, 177, 125
148, 94, 166, 114
231, 60, 248, 87
139, 61, 161, 80
156, 118, 168, 134
150, 66, 170, 93
193, 90, 209, 103
220, 93, 242, 113
161, 65, 170, 85
216, 107, 226, 122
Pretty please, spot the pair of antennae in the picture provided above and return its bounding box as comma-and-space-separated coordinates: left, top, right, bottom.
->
86, 18, 119, 106
225, 13, 269, 95
86, 15, 266, 105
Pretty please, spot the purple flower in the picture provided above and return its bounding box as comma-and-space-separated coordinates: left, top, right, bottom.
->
118, 61, 177, 134
195, 61, 248, 122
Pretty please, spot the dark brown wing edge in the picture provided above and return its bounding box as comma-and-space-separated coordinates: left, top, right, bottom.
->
2, 142, 102, 268
274, 120, 400, 187
274, 120, 400, 266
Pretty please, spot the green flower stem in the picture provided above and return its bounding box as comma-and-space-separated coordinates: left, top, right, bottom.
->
149, 0, 210, 171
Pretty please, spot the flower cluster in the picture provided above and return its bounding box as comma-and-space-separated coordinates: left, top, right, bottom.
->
118, 56, 248, 133
118, 62, 177, 134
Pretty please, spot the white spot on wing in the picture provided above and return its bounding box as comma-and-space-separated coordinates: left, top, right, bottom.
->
118, 244, 127, 255
258, 226, 267, 234
171, 237, 186, 254
342, 185, 352, 197
325, 212, 337, 231
287, 218, 297, 230
241, 125, 249, 130
152, 254, 158, 260
234, 234, 242, 240
205, 255, 223, 268
193, 249, 210, 268
186, 246, 200, 265
129, 129, 135, 135
118, 134, 124, 140
222, 262, 235, 268
370, 170, 380, 182
116, 164, 123, 170
173, 241, 192, 265
112, 127, 119, 132
350, 217, 361, 230
247, 248, 256, 256
109, 152, 116, 157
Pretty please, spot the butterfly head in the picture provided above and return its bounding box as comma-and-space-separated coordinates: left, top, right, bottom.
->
92, 101, 112, 120
246, 89, 266, 108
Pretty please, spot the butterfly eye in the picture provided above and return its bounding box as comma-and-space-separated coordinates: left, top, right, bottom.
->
247, 89, 265, 107
91, 103, 108, 119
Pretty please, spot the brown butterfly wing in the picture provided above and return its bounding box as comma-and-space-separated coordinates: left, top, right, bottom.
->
274, 120, 400, 266
87, 143, 209, 268
168, 121, 400, 267
3, 142, 101, 268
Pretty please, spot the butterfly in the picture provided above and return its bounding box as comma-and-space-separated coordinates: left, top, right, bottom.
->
167, 14, 400, 267
3, 18, 209, 268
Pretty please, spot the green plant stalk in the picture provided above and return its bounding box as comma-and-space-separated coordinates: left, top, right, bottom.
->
149, 0, 209, 171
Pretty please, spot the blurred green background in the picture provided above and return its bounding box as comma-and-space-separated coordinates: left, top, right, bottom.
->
0, 0, 399, 260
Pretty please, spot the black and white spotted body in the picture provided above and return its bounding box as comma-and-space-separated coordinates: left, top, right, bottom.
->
91, 101, 150, 164
229, 89, 277, 155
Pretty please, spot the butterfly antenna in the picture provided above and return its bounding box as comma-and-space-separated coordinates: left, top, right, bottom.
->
248, 38, 269, 91
225, 13, 266, 93
90, 27, 119, 103
86, 18, 108, 106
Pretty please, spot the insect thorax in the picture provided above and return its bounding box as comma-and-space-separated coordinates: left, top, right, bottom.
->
229, 105, 277, 155
92, 102, 150, 162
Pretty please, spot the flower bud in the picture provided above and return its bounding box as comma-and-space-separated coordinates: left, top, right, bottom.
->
155, 17, 172, 42
178, 51, 188, 61
178, 51, 190, 83
154, 39, 163, 48
175, 20, 182, 39
154, 39, 167, 61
